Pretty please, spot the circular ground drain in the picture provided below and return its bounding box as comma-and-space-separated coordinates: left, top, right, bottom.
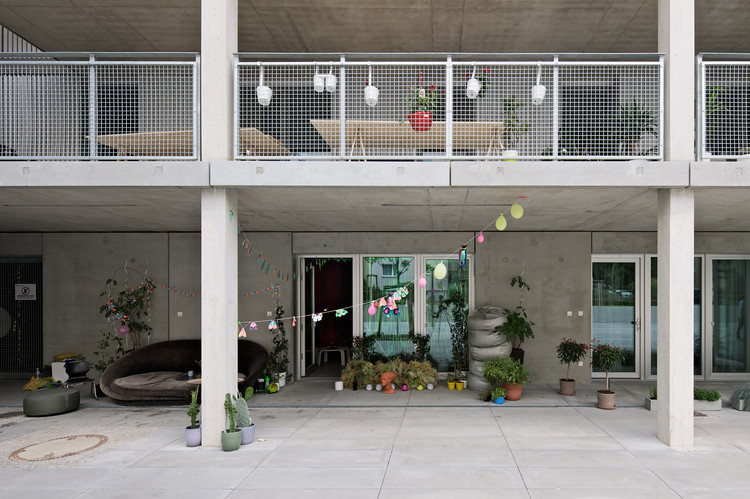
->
9, 434, 107, 462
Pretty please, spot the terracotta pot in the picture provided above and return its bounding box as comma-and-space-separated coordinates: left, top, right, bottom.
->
596, 390, 616, 410
408, 111, 432, 131
502, 382, 523, 401
559, 378, 576, 396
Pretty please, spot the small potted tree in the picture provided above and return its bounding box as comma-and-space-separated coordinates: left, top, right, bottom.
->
185, 386, 201, 447
221, 393, 242, 451
501, 95, 529, 159
497, 357, 529, 401
556, 338, 590, 396
591, 343, 627, 410
495, 274, 534, 363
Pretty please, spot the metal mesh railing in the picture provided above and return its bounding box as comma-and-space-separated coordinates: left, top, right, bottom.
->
0, 53, 199, 160
698, 54, 750, 161
235, 54, 663, 160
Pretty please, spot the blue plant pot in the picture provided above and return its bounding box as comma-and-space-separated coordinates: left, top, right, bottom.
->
494, 397, 505, 404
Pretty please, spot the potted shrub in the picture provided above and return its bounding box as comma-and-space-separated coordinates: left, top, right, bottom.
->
501, 95, 528, 159
646, 387, 723, 412
591, 343, 627, 410
731, 383, 750, 411
221, 393, 242, 451
497, 357, 529, 401
434, 285, 469, 382
269, 304, 289, 387
405, 73, 443, 132
495, 275, 534, 363
481, 357, 505, 393
235, 387, 255, 444
341, 359, 377, 390
185, 386, 201, 447
556, 338, 590, 396
491, 386, 506, 404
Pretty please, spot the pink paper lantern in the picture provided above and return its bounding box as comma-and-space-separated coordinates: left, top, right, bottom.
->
117, 324, 130, 336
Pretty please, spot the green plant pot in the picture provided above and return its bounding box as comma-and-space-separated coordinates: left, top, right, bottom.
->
221, 430, 242, 451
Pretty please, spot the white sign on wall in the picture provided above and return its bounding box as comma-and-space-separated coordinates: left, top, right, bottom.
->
15, 284, 36, 301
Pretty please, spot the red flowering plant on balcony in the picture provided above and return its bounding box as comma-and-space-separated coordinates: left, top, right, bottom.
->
556, 338, 590, 381
406, 82, 444, 114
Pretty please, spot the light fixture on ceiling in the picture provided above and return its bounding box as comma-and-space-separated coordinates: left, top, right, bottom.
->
256, 64, 272, 106
313, 63, 325, 93
466, 64, 482, 99
531, 62, 546, 106
364, 64, 379, 107
325, 64, 337, 93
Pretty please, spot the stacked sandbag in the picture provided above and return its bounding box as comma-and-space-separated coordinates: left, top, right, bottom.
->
466, 306, 511, 391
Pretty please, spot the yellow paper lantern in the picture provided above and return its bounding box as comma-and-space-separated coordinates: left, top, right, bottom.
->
434, 261, 447, 280
495, 214, 507, 231
510, 203, 524, 219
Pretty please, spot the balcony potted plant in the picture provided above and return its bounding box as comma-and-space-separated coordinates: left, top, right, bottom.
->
405, 72, 444, 132
494, 274, 534, 363
591, 342, 627, 410
185, 386, 201, 447
501, 95, 529, 159
556, 337, 590, 396
221, 393, 242, 451
611, 100, 657, 156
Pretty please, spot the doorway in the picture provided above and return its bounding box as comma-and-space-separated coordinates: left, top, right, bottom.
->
299, 257, 354, 378
0, 258, 43, 378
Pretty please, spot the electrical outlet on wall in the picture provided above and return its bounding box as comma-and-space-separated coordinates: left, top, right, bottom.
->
267, 311, 272, 317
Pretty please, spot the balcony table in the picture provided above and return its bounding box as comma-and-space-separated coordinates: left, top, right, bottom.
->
96, 128, 291, 157
310, 119, 504, 157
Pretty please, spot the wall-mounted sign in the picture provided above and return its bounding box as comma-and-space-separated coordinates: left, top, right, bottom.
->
15, 284, 36, 301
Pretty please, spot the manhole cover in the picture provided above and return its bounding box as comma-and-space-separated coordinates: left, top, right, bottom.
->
9, 434, 107, 462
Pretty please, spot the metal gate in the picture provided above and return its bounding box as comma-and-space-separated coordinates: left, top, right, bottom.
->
0, 258, 43, 376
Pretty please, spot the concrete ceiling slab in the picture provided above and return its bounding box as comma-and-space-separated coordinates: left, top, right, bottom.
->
3, 0, 750, 54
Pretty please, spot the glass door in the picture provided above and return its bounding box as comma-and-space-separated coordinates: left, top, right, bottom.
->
708, 257, 750, 376
592, 257, 641, 377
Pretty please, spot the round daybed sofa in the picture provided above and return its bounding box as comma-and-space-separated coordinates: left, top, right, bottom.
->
99, 339, 267, 405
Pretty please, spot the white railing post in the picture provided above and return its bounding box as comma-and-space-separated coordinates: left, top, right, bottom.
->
552, 55, 559, 159
88, 54, 97, 159
232, 55, 239, 160
338, 55, 346, 159
696, 54, 705, 161
445, 56, 453, 158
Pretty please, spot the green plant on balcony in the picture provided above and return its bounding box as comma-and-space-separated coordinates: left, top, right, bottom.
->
501, 96, 529, 151
611, 100, 657, 156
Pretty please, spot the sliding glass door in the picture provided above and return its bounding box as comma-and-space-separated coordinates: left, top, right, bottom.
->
709, 258, 750, 375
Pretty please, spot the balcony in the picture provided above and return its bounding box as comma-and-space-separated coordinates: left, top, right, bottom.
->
0, 53, 663, 161
235, 53, 663, 161
697, 53, 750, 161
0, 52, 199, 160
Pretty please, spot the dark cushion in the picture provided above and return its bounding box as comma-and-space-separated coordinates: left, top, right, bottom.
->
100, 339, 267, 404
23, 388, 80, 416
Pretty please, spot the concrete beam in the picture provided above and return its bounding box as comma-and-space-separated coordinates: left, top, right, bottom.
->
0, 162, 209, 187
691, 161, 750, 187
451, 161, 689, 187
200, 188, 238, 448
656, 188, 695, 449
210, 161, 451, 187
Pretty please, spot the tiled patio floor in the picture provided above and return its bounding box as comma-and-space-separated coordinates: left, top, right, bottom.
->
0, 379, 748, 498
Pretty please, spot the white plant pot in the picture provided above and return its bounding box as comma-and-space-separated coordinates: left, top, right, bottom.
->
276, 372, 286, 388
502, 150, 518, 161
645, 397, 722, 412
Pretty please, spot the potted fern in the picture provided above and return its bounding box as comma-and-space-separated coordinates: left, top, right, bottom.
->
495, 275, 534, 363
185, 386, 201, 447
221, 393, 242, 451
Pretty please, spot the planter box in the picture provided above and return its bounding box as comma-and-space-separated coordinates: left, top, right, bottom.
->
732, 398, 747, 411
645, 397, 722, 412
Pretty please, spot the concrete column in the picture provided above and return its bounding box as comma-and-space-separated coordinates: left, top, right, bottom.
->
656, 188, 695, 448
200, 0, 238, 448
201, 0, 237, 160
201, 188, 238, 447
658, 0, 694, 161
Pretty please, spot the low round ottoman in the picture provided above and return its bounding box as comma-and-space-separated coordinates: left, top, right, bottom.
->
23, 388, 80, 417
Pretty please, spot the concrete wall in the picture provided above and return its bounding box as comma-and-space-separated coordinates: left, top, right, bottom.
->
476, 232, 593, 384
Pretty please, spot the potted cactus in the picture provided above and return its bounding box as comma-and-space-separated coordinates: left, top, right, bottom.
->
221, 393, 242, 451
185, 386, 201, 447
235, 387, 255, 445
